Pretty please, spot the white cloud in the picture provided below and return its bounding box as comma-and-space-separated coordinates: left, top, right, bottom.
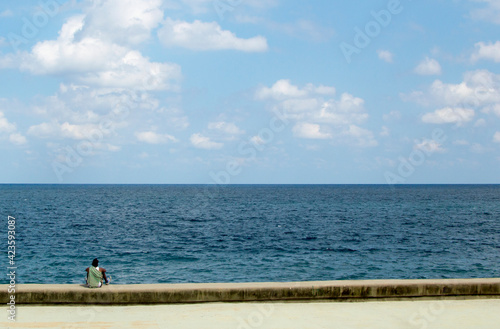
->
250, 135, 265, 145
0, 111, 26, 145
470, 0, 500, 24
180, 0, 278, 13
414, 57, 442, 75
208, 121, 244, 135
453, 139, 470, 146
158, 19, 268, 52
80, 0, 164, 45
415, 139, 445, 153
256, 80, 336, 100
405, 70, 500, 111
60, 122, 96, 140
9, 133, 27, 145
377, 50, 393, 63
256, 80, 376, 147
0, 111, 16, 134
472, 41, 500, 62
292, 123, 331, 139
28, 121, 106, 140
474, 118, 487, 127
256, 79, 309, 100
313, 85, 337, 95
494, 132, 500, 143
483, 103, 500, 117
190, 133, 223, 150
157, 107, 190, 130
383, 111, 401, 121
257, 81, 301, 100
342, 125, 378, 147
135, 131, 178, 144
380, 126, 390, 136
430, 70, 500, 106
422, 107, 475, 125
106, 144, 121, 152
470, 143, 489, 153
27, 122, 56, 138
5, 15, 181, 91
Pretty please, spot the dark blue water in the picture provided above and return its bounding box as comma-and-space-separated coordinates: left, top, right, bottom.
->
0, 185, 499, 284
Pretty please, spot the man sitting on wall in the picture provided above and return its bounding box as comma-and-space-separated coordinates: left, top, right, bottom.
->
85, 258, 110, 288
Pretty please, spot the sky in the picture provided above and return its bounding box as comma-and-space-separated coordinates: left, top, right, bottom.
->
0, 0, 499, 184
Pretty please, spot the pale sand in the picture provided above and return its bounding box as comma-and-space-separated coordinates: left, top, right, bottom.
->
2, 299, 500, 329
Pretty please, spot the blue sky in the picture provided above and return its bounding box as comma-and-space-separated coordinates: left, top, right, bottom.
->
0, 0, 499, 184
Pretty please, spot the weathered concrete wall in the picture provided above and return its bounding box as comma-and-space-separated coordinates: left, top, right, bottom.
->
2, 279, 499, 305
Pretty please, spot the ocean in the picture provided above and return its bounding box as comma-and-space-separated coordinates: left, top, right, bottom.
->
0, 184, 498, 284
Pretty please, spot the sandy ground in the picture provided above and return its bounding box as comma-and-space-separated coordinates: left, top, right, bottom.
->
2, 299, 500, 329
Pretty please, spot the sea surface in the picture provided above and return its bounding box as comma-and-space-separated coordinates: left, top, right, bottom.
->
0, 184, 499, 284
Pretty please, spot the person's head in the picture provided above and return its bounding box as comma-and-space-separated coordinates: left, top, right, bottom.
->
92, 258, 99, 267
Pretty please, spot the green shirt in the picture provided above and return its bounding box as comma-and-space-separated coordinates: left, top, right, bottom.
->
87, 266, 103, 288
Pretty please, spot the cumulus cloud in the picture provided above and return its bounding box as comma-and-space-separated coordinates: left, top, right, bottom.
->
190, 133, 223, 150
415, 139, 446, 153
483, 103, 500, 117
80, 0, 164, 45
377, 50, 393, 63
9, 133, 27, 145
3, 14, 181, 91
37, 17, 178, 89
494, 132, 500, 143
471, 41, 500, 62
342, 125, 378, 147
256, 79, 335, 100
208, 121, 244, 135
0, 111, 27, 145
470, 0, 500, 24
256, 79, 308, 99
429, 71, 500, 106
180, 0, 278, 14
0, 111, 16, 134
135, 131, 178, 144
158, 19, 268, 52
256, 80, 377, 147
28, 121, 104, 140
474, 118, 487, 127
383, 111, 401, 121
422, 107, 475, 125
405, 70, 500, 116
414, 57, 442, 75
250, 135, 265, 145
380, 126, 390, 136
292, 123, 331, 139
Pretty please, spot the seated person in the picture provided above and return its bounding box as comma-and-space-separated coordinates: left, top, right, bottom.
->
85, 258, 110, 288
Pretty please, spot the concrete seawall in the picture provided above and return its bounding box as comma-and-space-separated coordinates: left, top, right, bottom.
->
2, 278, 499, 305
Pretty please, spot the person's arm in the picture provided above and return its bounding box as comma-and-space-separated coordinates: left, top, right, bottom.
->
100, 268, 108, 283
85, 267, 89, 282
